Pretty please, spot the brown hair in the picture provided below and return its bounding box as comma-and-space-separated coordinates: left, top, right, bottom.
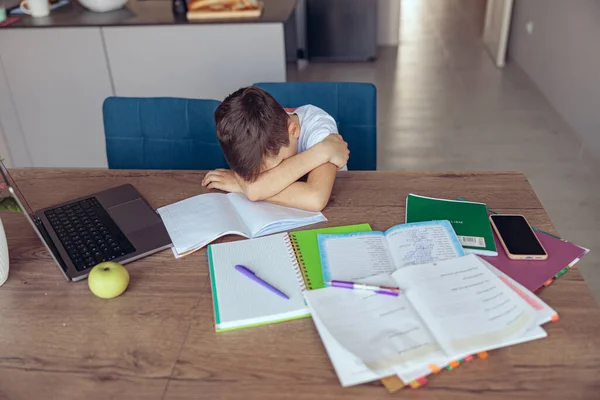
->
214, 87, 290, 182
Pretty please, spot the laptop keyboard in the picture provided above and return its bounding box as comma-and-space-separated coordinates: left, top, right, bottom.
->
44, 198, 136, 271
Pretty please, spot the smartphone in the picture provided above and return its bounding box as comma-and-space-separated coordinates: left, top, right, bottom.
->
489, 214, 548, 260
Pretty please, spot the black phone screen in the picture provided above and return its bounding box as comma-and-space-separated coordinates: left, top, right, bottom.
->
491, 215, 546, 255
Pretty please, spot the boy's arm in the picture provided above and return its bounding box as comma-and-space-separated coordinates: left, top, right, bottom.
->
238, 135, 348, 201
262, 163, 338, 212
238, 144, 328, 201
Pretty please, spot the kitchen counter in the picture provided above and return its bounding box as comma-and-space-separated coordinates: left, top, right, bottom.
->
6, 0, 295, 28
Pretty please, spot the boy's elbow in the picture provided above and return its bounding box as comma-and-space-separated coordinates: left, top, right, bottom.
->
245, 191, 262, 202
305, 192, 329, 212
243, 185, 266, 202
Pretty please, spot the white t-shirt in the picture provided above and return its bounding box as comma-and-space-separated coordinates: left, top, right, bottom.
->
288, 105, 348, 171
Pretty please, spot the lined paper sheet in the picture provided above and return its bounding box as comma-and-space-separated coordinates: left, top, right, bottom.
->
209, 233, 308, 330
393, 254, 536, 355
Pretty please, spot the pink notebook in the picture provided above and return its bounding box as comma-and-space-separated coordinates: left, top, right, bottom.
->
481, 222, 588, 293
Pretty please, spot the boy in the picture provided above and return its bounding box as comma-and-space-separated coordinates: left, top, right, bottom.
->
201, 87, 349, 212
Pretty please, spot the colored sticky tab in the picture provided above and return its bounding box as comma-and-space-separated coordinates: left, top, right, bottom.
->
465, 355, 474, 362
428, 364, 441, 374
568, 258, 580, 268
409, 376, 428, 389
409, 380, 422, 389
380, 376, 405, 393
449, 360, 460, 368
555, 267, 569, 278
551, 314, 560, 322
477, 352, 489, 359
543, 278, 554, 287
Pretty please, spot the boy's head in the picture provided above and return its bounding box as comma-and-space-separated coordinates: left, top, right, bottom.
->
215, 87, 300, 182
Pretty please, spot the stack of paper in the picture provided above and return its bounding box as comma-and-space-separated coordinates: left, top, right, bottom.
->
306, 256, 556, 386
306, 221, 557, 387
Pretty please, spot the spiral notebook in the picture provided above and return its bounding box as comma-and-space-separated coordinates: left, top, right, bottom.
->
208, 233, 308, 332
207, 224, 372, 332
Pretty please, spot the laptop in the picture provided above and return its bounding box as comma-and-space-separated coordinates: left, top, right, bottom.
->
0, 162, 172, 281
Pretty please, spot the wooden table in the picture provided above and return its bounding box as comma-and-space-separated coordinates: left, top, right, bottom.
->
0, 170, 599, 400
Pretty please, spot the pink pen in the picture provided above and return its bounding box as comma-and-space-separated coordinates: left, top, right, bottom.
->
326, 280, 400, 296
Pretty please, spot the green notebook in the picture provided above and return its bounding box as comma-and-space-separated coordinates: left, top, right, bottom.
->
405, 194, 497, 256
289, 224, 372, 290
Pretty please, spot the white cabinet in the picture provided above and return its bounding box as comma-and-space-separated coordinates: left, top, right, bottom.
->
0, 28, 113, 167
102, 23, 286, 100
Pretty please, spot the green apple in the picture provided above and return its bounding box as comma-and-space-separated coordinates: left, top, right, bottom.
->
88, 262, 130, 299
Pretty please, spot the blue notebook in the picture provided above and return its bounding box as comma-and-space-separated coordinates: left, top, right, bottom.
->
317, 220, 464, 283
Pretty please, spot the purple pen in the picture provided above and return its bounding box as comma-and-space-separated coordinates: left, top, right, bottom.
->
326, 280, 400, 297
235, 265, 290, 300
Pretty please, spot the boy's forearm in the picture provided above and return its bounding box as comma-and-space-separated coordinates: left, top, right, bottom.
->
239, 145, 329, 201
262, 163, 337, 212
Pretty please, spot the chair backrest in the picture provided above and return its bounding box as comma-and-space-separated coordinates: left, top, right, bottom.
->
103, 97, 227, 170
253, 82, 377, 170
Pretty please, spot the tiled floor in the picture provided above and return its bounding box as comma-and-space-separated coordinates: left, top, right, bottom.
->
289, 0, 600, 302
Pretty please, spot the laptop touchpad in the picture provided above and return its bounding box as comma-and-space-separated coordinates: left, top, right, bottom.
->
108, 199, 159, 233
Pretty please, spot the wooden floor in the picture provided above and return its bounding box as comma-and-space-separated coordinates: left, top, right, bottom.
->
0, 169, 599, 400
288, 0, 600, 303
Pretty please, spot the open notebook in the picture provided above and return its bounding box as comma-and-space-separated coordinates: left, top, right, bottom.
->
312, 221, 557, 387
318, 220, 465, 282
305, 255, 554, 387
158, 193, 326, 257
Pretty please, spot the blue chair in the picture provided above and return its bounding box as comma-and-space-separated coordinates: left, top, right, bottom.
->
253, 82, 377, 170
103, 97, 228, 170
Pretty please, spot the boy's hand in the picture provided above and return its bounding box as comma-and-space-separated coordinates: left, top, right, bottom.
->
201, 169, 243, 193
320, 135, 350, 169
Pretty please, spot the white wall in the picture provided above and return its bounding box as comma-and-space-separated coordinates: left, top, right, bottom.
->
377, 0, 400, 46
509, 0, 600, 159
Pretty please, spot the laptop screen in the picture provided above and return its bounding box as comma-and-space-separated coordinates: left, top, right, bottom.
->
0, 162, 37, 218
0, 161, 70, 278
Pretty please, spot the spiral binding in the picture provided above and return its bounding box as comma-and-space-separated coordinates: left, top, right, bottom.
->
284, 233, 311, 291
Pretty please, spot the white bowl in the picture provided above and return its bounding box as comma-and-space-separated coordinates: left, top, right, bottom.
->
78, 0, 128, 13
